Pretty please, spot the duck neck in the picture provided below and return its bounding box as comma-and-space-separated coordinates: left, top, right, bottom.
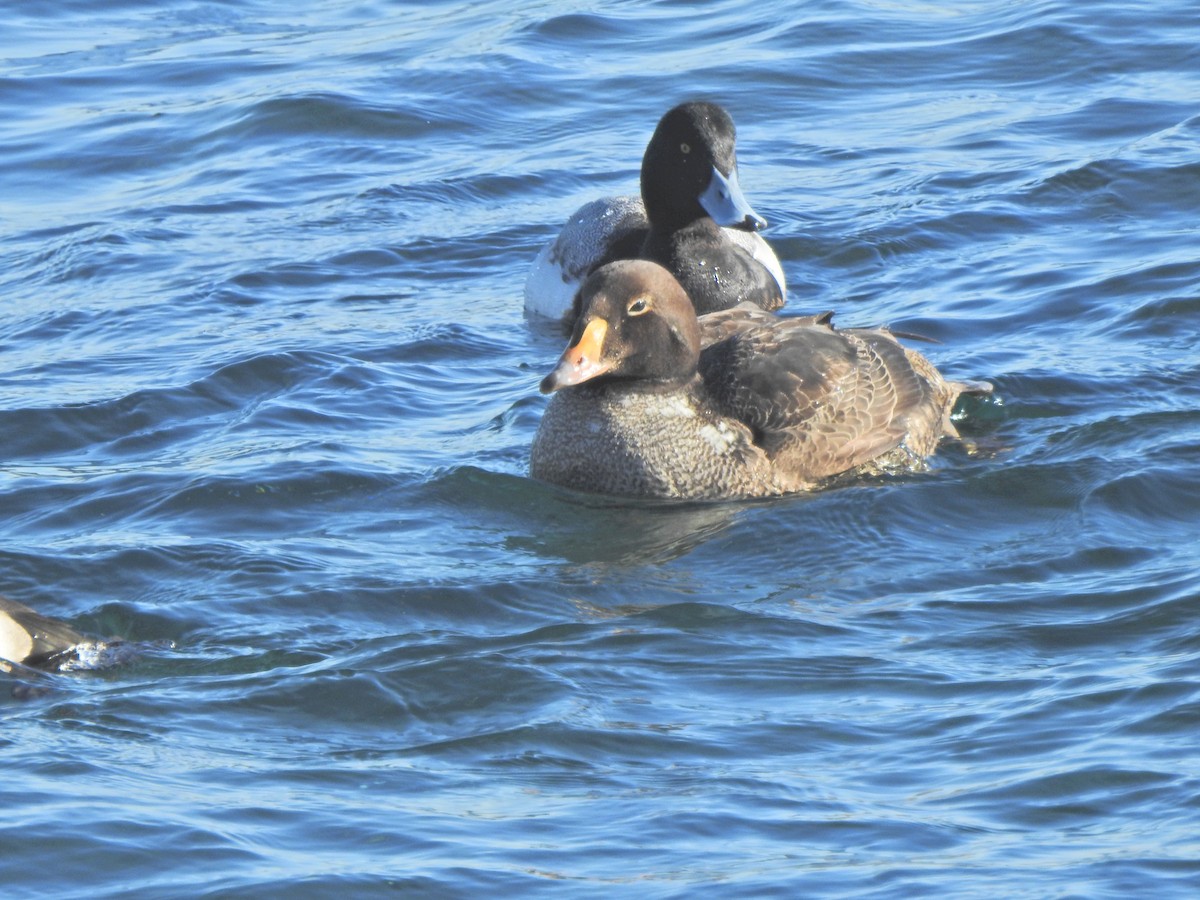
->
583, 371, 698, 398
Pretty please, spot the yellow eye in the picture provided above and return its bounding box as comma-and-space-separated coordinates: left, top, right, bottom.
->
680, 142, 691, 154
627, 295, 651, 316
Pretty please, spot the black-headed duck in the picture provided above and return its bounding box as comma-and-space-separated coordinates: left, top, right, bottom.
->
524, 101, 785, 322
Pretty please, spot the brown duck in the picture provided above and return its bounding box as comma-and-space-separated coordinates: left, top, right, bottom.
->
0, 595, 131, 674
0, 595, 89, 670
530, 260, 989, 500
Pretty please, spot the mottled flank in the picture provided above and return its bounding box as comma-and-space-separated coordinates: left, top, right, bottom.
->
532, 261, 987, 499
533, 381, 778, 499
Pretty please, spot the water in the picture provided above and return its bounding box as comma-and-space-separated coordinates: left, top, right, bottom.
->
2, 0, 1198, 895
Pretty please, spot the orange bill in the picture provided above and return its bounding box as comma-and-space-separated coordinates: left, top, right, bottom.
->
539, 317, 610, 394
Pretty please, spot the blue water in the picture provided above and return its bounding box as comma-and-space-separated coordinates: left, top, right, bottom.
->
2, 0, 1199, 895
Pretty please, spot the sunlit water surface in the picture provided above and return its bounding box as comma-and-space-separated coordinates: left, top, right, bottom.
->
2, 1, 1198, 896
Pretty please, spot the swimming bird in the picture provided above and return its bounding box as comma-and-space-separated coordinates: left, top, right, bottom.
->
530, 260, 989, 501
524, 101, 786, 322
0, 595, 89, 670
0, 595, 128, 673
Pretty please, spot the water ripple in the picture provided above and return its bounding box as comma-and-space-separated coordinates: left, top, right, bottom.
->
3, 0, 1199, 896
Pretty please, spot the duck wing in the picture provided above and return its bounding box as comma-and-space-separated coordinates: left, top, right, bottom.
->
698, 303, 832, 345
698, 318, 951, 482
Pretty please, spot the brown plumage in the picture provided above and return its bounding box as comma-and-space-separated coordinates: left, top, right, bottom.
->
530, 259, 989, 500
0, 595, 88, 670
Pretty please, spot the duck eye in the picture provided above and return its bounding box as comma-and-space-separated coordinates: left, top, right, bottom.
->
627, 296, 651, 316
680, 142, 691, 154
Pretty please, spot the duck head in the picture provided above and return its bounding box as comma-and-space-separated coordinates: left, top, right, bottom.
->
640, 101, 767, 233
540, 260, 702, 394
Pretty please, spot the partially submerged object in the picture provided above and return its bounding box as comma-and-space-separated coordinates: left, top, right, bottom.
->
532, 260, 990, 500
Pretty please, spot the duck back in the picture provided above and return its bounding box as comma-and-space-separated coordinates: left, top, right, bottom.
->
699, 315, 981, 484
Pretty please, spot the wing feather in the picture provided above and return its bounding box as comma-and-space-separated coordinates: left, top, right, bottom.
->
699, 317, 968, 483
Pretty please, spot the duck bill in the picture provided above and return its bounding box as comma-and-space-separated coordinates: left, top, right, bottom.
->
699, 164, 767, 231
540, 318, 611, 394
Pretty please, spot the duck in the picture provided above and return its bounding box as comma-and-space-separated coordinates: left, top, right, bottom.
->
0, 595, 127, 673
524, 101, 786, 323
530, 260, 989, 501
0, 595, 89, 670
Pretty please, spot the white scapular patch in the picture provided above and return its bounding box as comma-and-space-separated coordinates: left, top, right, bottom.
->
698, 421, 737, 453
